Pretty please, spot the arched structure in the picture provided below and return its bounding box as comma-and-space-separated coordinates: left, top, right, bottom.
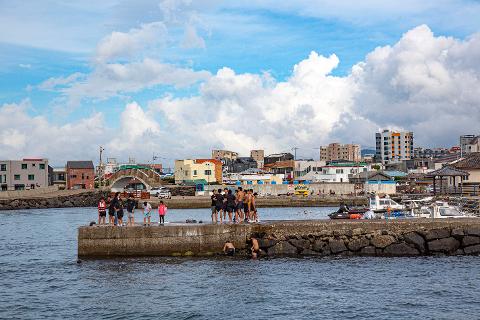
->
107, 168, 163, 192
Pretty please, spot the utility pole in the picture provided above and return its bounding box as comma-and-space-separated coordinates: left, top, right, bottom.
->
292, 147, 299, 160
99, 146, 104, 187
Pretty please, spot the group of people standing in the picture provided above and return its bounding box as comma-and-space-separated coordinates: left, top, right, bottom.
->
210, 187, 258, 224
97, 192, 168, 226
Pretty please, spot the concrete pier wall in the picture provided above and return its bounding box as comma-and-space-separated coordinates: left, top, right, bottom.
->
78, 219, 480, 258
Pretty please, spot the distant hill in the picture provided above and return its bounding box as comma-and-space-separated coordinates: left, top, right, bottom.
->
361, 148, 376, 156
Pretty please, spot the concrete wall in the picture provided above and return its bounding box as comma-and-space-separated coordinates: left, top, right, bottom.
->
0, 185, 59, 199
205, 183, 358, 195
78, 219, 480, 258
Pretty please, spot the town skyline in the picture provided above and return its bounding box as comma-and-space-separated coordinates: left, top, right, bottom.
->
1, 1, 480, 165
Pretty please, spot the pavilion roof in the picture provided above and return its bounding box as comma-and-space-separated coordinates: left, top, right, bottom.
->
425, 166, 469, 177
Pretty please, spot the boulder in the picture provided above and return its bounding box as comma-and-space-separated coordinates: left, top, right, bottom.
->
347, 237, 370, 252
403, 232, 425, 252
465, 227, 480, 237
352, 228, 364, 236
268, 241, 298, 256
462, 236, 480, 247
302, 249, 321, 256
371, 235, 395, 249
312, 240, 330, 255
258, 239, 277, 249
451, 228, 465, 238
428, 237, 460, 253
289, 238, 311, 250
329, 239, 347, 254
360, 246, 376, 256
425, 228, 450, 240
464, 244, 480, 255
383, 243, 420, 256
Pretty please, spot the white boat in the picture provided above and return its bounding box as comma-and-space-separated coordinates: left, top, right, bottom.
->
368, 195, 404, 213
411, 201, 469, 219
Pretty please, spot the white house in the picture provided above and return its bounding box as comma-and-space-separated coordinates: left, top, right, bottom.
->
313, 162, 369, 183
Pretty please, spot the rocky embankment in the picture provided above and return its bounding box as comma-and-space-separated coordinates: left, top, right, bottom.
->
0, 190, 108, 210
250, 220, 480, 257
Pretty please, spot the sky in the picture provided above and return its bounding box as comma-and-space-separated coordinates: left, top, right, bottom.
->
1, 0, 480, 167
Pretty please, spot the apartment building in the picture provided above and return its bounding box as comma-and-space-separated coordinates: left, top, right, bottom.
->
460, 135, 480, 156
0, 159, 50, 191
320, 143, 361, 162
375, 130, 414, 164
250, 149, 264, 168
174, 159, 222, 184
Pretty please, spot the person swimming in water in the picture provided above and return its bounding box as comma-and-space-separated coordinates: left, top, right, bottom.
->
223, 240, 236, 256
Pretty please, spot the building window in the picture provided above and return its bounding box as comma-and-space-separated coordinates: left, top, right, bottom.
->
205, 170, 212, 175
14, 174, 20, 180
39, 164, 45, 170
70, 175, 77, 179
82, 173, 85, 179
28, 174, 35, 181
193, 170, 197, 175
32, 163, 36, 167
21, 164, 27, 169
0, 164, 6, 171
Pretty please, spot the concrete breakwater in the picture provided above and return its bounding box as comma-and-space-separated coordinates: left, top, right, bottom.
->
78, 219, 480, 258
0, 190, 108, 211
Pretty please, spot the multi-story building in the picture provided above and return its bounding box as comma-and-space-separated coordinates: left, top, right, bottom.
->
375, 130, 414, 164
51, 167, 66, 188
174, 159, 222, 184
264, 153, 294, 166
212, 150, 238, 161
315, 162, 369, 183
293, 160, 326, 181
0, 159, 50, 191
250, 150, 265, 168
225, 168, 284, 185
320, 143, 361, 162
460, 135, 480, 156
413, 147, 451, 159
66, 161, 95, 190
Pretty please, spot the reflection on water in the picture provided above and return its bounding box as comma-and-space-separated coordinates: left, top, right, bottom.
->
0, 207, 479, 319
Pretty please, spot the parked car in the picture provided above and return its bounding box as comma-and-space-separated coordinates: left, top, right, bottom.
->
149, 187, 171, 199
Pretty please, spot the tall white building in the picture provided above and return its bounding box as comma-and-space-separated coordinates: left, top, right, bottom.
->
375, 130, 414, 164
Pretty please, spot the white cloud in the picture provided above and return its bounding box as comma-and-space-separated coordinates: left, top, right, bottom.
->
95, 22, 167, 63
5, 25, 480, 165
39, 59, 211, 105
108, 102, 160, 152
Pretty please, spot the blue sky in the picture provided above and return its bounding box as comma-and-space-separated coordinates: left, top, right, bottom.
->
1, 0, 480, 164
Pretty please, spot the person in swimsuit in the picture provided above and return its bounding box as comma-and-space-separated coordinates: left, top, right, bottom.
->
223, 240, 236, 256
236, 187, 245, 223
246, 189, 253, 222
251, 237, 260, 259
251, 190, 258, 222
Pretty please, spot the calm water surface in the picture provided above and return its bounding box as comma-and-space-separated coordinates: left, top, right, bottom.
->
1, 207, 479, 320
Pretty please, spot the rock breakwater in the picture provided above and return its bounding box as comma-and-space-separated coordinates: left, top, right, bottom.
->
0, 190, 108, 211
251, 220, 480, 257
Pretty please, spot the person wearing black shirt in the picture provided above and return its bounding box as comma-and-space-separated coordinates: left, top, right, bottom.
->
126, 196, 137, 226
215, 188, 224, 223
210, 189, 218, 223
226, 189, 236, 223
